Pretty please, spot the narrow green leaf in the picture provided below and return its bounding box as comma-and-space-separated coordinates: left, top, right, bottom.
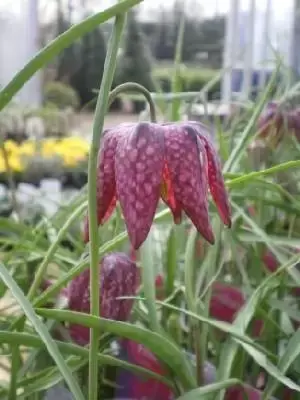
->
223, 66, 279, 173
237, 341, 300, 392
263, 328, 300, 398
27, 202, 87, 300
170, 11, 185, 121
164, 226, 178, 297
35, 308, 197, 390
176, 379, 242, 400
215, 251, 300, 400
0, 263, 85, 400
232, 201, 300, 284
227, 160, 300, 188
140, 233, 161, 332
184, 227, 198, 312
0, 331, 172, 388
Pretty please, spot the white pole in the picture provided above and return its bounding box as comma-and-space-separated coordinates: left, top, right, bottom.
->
222, 0, 239, 104
21, 0, 42, 106
291, 0, 300, 75
258, 0, 272, 88
288, 0, 296, 70
241, 0, 255, 100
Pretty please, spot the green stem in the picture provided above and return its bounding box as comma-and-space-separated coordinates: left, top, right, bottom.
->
27, 202, 87, 301
183, 227, 201, 384
199, 219, 222, 381
88, 63, 157, 400
87, 13, 127, 400
108, 82, 157, 122
227, 159, 300, 188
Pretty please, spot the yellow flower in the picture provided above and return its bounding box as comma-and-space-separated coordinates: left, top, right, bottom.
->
0, 158, 5, 174
61, 137, 90, 153
7, 156, 23, 172
3, 140, 18, 154
19, 141, 36, 156
63, 154, 79, 167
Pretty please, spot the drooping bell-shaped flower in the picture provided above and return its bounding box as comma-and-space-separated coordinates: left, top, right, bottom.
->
115, 339, 175, 400
84, 121, 231, 250
225, 384, 278, 400
262, 249, 279, 273
258, 101, 300, 144
67, 252, 140, 345
209, 282, 263, 337
258, 102, 283, 138
115, 339, 219, 399
210, 282, 245, 324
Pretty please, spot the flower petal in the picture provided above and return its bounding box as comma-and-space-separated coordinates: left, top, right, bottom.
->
197, 129, 231, 228
115, 123, 165, 249
83, 129, 119, 243
161, 162, 182, 224
164, 124, 214, 244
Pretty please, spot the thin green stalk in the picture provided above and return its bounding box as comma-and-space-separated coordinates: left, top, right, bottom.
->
223, 65, 280, 173
184, 227, 201, 384
227, 159, 300, 188
199, 219, 222, 379
108, 82, 157, 122
170, 10, 185, 121
88, 74, 157, 399
27, 202, 87, 301
8, 346, 20, 400
140, 236, 161, 332
87, 13, 127, 400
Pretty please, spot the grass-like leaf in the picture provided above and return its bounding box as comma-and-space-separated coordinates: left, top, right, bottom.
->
0, 263, 85, 400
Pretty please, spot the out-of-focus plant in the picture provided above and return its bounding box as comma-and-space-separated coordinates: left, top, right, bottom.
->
0, 137, 89, 185
44, 81, 80, 110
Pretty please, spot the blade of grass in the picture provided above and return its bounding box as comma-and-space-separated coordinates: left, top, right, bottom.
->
215, 251, 300, 400
0, 331, 173, 392
0, 263, 85, 400
176, 379, 242, 400
140, 233, 161, 332
227, 160, 300, 188
27, 202, 86, 300
35, 308, 197, 391
232, 201, 300, 283
223, 65, 279, 173
170, 10, 185, 121
164, 226, 178, 297
263, 328, 300, 399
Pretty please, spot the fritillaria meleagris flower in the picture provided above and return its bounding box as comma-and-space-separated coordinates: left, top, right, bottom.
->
258, 101, 300, 144
225, 384, 278, 400
67, 252, 140, 345
116, 339, 175, 400
115, 339, 219, 400
84, 121, 231, 250
210, 282, 263, 338
210, 282, 245, 324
